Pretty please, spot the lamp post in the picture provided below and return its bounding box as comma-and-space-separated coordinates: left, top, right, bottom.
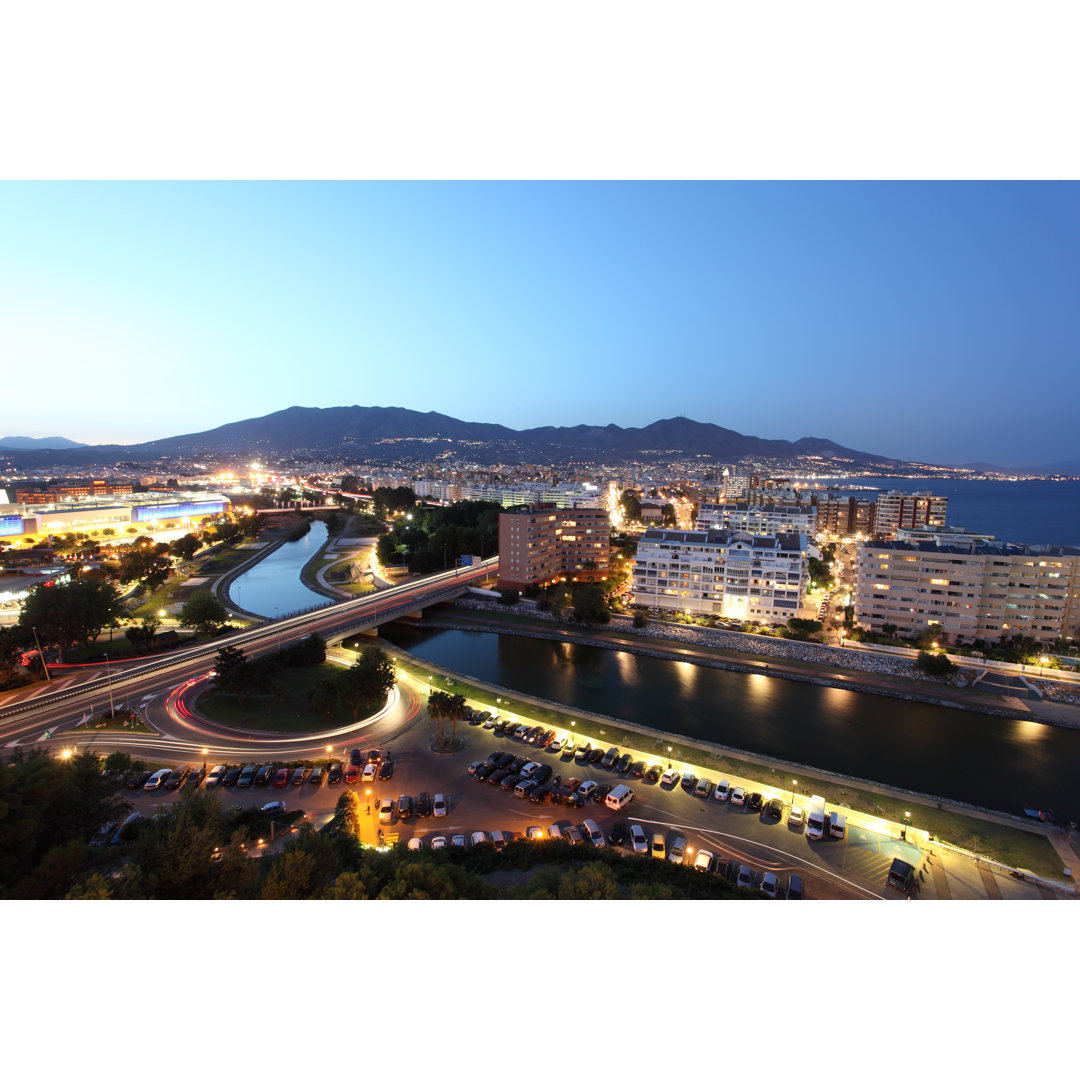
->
791, 778, 798, 806
667, 746, 673, 769
103, 652, 116, 718
902, 810, 910, 842
31, 625, 51, 682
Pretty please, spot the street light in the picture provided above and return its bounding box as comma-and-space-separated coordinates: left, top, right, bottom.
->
31, 625, 51, 682
103, 652, 116, 718
791, 778, 798, 806
667, 746, 673, 768
902, 810, 911, 842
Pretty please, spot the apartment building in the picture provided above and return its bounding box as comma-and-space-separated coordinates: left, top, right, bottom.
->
497, 504, 610, 591
812, 493, 877, 538
696, 500, 817, 537
873, 490, 948, 539
632, 527, 806, 624
853, 539, 1080, 644
463, 483, 602, 509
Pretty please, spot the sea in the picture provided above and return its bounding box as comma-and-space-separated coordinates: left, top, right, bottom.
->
797, 477, 1080, 547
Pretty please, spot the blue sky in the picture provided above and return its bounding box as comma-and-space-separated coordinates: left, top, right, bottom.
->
1, 181, 1077, 466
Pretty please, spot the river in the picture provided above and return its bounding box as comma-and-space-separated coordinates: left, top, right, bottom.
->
229, 521, 334, 619
380, 623, 1080, 821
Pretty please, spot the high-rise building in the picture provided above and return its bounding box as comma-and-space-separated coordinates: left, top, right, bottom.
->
873, 490, 948, 539
697, 500, 817, 537
497, 504, 610, 591
632, 527, 806, 624
853, 539, 1080, 644
812, 493, 877, 538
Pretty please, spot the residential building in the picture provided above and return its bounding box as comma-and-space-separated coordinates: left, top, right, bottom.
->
853, 539, 1080, 644
631, 527, 806, 624
497, 504, 610, 591
812, 493, 877, 538
873, 490, 948, 539
697, 500, 817, 537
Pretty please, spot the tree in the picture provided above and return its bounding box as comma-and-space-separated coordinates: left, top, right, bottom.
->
428, 690, 467, 750
660, 504, 677, 527
632, 611, 649, 629
125, 613, 161, 649
212, 644, 248, 695
179, 591, 229, 635
618, 490, 642, 522
550, 583, 573, 622
558, 862, 619, 900
499, 589, 520, 606
340, 647, 396, 718
329, 790, 363, 838
573, 584, 610, 625
18, 577, 125, 660
169, 533, 201, 561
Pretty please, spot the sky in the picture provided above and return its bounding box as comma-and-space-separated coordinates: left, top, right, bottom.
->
2, 180, 1077, 468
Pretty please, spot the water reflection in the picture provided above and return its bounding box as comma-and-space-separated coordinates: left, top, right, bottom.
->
380, 624, 1080, 819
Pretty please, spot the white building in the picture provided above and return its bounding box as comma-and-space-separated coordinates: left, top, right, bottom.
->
632, 527, 806, 624
697, 501, 817, 538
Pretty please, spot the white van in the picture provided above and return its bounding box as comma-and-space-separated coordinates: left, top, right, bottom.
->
829, 811, 847, 839
806, 795, 828, 840
604, 784, 635, 811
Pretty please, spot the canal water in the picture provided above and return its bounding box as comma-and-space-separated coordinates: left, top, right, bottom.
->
380, 624, 1080, 821
229, 521, 334, 619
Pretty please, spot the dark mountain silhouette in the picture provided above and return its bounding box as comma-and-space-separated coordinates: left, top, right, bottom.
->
0, 406, 903, 467
0, 435, 85, 450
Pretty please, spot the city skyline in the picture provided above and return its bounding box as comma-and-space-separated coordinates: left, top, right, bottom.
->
2, 181, 1078, 467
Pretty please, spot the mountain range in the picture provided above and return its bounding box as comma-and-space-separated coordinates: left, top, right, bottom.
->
0, 405, 903, 467
0, 435, 86, 450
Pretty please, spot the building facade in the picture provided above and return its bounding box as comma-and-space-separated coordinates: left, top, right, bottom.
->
853, 539, 1080, 644
497, 504, 610, 591
631, 527, 806, 624
697, 500, 817, 537
873, 490, 948, 539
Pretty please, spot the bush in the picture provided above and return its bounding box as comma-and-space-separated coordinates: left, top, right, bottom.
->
499, 589, 520, 606
916, 650, 957, 676
632, 611, 649, 629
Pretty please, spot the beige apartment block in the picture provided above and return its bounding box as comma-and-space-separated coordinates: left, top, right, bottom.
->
873, 490, 948, 539
497, 504, 610, 591
853, 540, 1080, 644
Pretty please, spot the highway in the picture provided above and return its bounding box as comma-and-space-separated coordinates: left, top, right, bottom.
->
0, 557, 498, 753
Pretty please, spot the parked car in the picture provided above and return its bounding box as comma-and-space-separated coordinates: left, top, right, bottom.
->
144, 768, 171, 791
549, 736, 564, 752
650, 832, 667, 859
786, 874, 804, 900
577, 780, 599, 800
254, 765, 274, 786
430, 835, 447, 850
788, 805, 805, 831
561, 741, 577, 758
587, 747, 605, 765
729, 786, 746, 807
222, 767, 242, 787
451, 834, 466, 848
188, 765, 206, 788
713, 777, 730, 801
548, 823, 564, 840
470, 830, 490, 847
487, 768, 511, 787
526, 826, 544, 840
261, 800, 287, 815
308, 766, 325, 785
760, 871, 779, 898
407, 837, 423, 851
643, 765, 662, 784
630, 823, 649, 854
616, 753, 633, 773
680, 773, 698, 792
327, 761, 344, 784
273, 767, 290, 788
736, 865, 753, 889
660, 769, 680, 788
204, 765, 227, 789
631, 761, 647, 779
532, 763, 553, 785
291, 766, 311, 785
467, 760, 485, 775
529, 785, 551, 804
378, 759, 395, 781
362, 762, 377, 783
693, 849, 714, 872
416, 792, 432, 817
564, 825, 583, 845
237, 765, 257, 788
127, 770, 153, 790
378, 799, 394, 825
694, 777, 714, 798
574, 743, 592, 763
366, 748, 386, 763
591, 783, 612, 803
748, 791, 765, 814
608, 821, 628, 846
601, 747, 620, 768
668, 835, 687, 864
397, 794, 413, 820
350, 749, 363, 767
765, 798, 784, 820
